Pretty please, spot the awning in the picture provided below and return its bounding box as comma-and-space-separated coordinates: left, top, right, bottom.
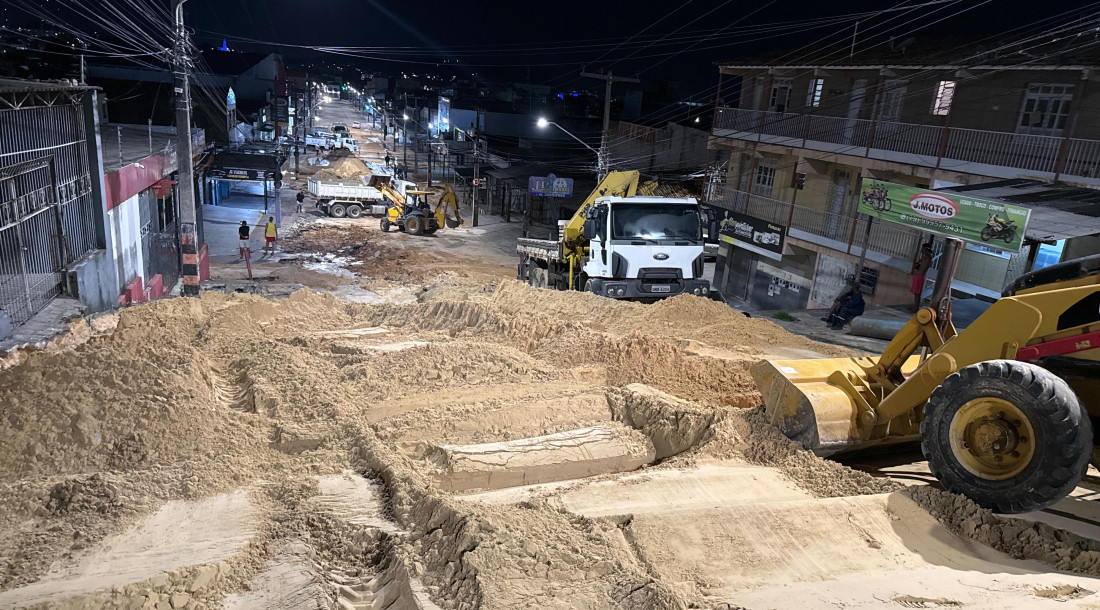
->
943, 179, 1100, 242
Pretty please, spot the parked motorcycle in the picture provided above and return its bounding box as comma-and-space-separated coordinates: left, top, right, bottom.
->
980, 214, 1017, 243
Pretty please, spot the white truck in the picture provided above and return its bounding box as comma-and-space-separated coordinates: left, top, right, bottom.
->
309, 174, 418, 219
309, 177, 384, 218
305, 134, 332, 149
517, 171, 710, 300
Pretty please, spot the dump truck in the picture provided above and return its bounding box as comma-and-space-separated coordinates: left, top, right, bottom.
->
309, 176, 386, 218
516, 171, 710, 299
752, 250, 1100, 513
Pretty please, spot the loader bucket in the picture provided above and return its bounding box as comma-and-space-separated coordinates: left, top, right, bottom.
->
750, 356, 923, 457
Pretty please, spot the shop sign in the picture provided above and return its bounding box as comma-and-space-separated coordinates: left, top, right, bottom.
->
528, 174, 574, 198
858, 179, 1031, 252
718, 209, 786, 260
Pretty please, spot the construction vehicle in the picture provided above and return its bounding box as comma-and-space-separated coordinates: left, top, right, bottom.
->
380, 182, 462, 236
752, 247, 1100, 514
309, 177, 385, 218
516, 170, 710, 299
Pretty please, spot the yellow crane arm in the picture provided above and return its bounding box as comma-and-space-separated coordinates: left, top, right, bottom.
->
560, 170, 640, 245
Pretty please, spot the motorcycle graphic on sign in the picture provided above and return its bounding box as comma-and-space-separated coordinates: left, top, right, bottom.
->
981, 214, 1018, 243
861, 184, 891, 212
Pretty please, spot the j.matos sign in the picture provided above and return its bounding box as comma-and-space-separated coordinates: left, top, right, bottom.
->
858, 179, 1031, 252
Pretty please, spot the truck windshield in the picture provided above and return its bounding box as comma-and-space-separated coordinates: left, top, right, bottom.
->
611, 204, 701, 241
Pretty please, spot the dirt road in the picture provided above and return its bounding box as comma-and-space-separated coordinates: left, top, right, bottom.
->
3, 205, 1100, 609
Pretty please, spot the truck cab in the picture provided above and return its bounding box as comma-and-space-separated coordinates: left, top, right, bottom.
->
581, 196, 710, 299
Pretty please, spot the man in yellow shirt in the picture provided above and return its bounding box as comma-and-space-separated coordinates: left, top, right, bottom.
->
263, 216, 277, 256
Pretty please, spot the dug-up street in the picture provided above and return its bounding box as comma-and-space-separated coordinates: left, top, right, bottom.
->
4, 107, 1100, 610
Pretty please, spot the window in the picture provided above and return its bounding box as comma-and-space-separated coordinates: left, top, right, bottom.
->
806, 78, 824, 108
752, 158, 777, 197
1017, 84, 1074, 135
769, 78, 792, 112
931, 80, 956, 116
611, 204, 701, 241
878, 80, 907, 122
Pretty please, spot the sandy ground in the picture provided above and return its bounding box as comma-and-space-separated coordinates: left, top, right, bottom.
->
4, 115, 1100, 609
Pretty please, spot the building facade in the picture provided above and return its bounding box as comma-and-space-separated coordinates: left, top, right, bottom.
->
708, 51, 1100, 310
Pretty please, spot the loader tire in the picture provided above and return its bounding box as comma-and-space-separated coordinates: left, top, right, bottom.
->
407, 215, 424, 236
380, 218, 391, 232
921, 360, 1091, 514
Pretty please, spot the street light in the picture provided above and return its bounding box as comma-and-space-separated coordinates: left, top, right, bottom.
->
537, 118, 605, 179
402, 114, 408, 178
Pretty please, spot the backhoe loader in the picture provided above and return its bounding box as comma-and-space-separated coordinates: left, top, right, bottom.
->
752, 253, 1100, 513
380, 183, 463, 236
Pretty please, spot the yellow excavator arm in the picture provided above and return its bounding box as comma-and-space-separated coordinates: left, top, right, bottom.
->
434, 183, 463, 229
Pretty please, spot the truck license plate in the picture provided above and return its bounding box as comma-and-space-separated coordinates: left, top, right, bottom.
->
651, 285, 671, 293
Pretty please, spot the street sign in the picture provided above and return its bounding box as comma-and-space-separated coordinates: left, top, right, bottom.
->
274, 97, 289, 125
529, 174, 574, 198
858, 178, 1031, 252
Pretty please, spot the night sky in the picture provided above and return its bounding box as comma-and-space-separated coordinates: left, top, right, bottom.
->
4, 0, 1096, 93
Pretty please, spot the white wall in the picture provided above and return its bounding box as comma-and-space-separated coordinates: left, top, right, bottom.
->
107, 194, 145, 292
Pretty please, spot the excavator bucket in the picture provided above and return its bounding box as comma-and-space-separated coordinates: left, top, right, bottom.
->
750, 356, 923, 457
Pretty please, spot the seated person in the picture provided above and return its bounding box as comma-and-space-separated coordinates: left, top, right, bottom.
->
825, 282, 865, 329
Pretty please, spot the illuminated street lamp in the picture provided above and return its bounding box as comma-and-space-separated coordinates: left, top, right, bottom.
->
537, 118, 605, 180
402, 114, 409, 176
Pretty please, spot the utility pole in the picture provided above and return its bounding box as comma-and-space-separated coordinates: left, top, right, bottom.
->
402, 115, 408, 178
581, 70, 639, 181
472, 109, 482, 227
173, 0, 200, 297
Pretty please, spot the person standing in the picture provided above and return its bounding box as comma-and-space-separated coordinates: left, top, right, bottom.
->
296, 191, 305, 213
263, 216, 277, 256
238, 220, 250, 260
910, 243, 934, 312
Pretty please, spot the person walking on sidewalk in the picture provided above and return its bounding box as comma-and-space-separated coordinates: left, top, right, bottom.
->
909, 242, 933, 312
296, 191, 305, 213
238, 221, 250, 260
263, 217, 277, 256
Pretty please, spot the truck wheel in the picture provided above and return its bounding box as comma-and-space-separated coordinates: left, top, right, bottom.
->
346, 205, 362, 218
529, 267, 548, 289
380, 218, 391, 232
330, 203, 347, 218
921, 360, 1092, 514
406, 215, 424, 236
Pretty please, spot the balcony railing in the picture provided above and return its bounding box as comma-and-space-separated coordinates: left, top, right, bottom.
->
714, 108, 1100, 183
711, 186, 921, 264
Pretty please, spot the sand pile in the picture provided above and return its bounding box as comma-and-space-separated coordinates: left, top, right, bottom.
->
490, 281, 850, 358
313, 156, 370, 181
907, 486, 1100, 576
7, 276, 1100, 608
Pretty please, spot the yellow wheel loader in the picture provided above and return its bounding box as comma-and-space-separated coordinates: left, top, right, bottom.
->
752, 253, 1100, 513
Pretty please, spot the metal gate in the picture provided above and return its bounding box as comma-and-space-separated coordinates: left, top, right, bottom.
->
0, 158, 66, 326
0, 85, 100, 327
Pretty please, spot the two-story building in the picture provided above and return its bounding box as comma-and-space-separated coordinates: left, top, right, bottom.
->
707, 41, 1100, 311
